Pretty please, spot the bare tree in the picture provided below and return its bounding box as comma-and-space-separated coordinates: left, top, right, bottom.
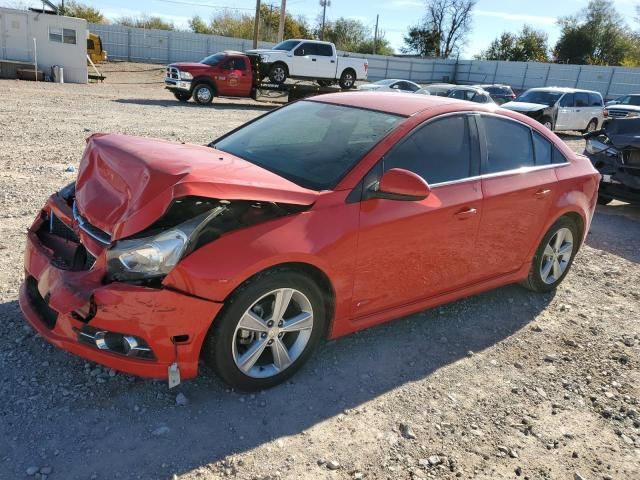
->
404, 0, 476, 58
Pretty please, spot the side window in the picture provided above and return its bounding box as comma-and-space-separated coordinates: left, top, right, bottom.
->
559, 93, 575, 107
482, 116, 534, 173
384, 115, 473, 184
316, 44, 333, 56
575, 92, 589, 107
552, 146, 568, 164
588, 92, 603, 106
450, 89, 465, 100
234, 58, 247, 70
294, 43, 309, 56
395, 81, 409, 91
405, 82, 420, 92
532, 131, 552, 165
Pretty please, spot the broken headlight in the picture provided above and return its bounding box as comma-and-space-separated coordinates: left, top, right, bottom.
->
106, 205, 226, 281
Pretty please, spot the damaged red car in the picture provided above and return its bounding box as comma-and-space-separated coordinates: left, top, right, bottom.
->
20, 93, 600, 391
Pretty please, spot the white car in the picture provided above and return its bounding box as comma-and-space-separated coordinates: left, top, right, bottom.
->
502, 87, 604, 132
247, 39, 368, 89
358, 79, 426, 93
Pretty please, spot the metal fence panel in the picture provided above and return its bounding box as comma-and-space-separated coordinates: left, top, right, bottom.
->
89, 23, 640, 99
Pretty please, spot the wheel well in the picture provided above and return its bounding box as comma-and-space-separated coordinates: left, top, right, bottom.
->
562, 211, 585, 240
192, 77, 216, 92
341, 67, 356, 78
272, 61, 288, 73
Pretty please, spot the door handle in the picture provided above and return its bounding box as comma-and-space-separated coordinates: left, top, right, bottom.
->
534, 189, 552, 199
331, 60, 335, 63
455, 207, 478, 218
312, 58, 317, 62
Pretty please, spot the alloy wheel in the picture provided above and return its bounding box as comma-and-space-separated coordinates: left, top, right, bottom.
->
273, 67, 286, 83
539, 227, 574, 284
232, 288, 314, 378
196, 86, 212, 103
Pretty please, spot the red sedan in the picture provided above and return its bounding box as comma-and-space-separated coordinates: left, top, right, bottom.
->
20, 93, 600, 391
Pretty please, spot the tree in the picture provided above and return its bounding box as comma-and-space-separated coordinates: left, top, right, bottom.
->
116, 15, 176, 31
189, 6, 310, 42
58, 1, 108, 24
355, 37, 394, 56
402, 26, 440, 56
477, 25, 549, 62
554, 0, 630, 65
403, 0, 476, 58
320, 18, 369, 52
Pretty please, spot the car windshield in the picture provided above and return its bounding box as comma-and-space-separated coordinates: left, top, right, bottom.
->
374, 79, 397, 86
200, 53, 225, 66
213, 101, 404, 190
515, 91, 563, 106
620, 96, 640, 106
272, 40, 300, 51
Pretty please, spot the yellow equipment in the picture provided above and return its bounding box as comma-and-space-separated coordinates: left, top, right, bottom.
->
87, 33, 107, 64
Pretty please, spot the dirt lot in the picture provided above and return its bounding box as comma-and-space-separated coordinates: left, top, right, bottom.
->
0, 63, 638, 480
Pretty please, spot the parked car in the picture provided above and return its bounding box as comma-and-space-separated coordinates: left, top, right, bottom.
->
417, 83, 457, 96
447, 86, 494, 104
502, 87, 604, 132
603, 94, 640, 119
584, 117, 640, 205
474, 84, 516, 105
246, 39, 368, 89
20, 93, 599, 391
358, 79, 425, 93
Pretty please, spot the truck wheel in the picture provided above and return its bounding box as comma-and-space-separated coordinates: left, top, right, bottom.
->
193, 84, 214, 105
173, 91, 191, 102
339, 70, 356, 89
269, 63, 288, 84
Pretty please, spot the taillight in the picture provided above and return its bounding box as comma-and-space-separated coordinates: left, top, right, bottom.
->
364, 62, 368, 73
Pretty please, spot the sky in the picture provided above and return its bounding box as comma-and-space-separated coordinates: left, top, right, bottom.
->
3, 0, 639, 58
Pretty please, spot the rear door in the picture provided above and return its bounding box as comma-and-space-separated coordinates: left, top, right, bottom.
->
574, 92, 591, 129
555, 93, 577, 131
352, 114, 483, 317
475, 115, 558, 279
312, 43, 335, 78
587, 92, 604, 128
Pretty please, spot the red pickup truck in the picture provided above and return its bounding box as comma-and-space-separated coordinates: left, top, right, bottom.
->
165, 51, 255, 104
165, 50, 342, 105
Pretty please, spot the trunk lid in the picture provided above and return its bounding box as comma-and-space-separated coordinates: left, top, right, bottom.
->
75, 134, 319, 240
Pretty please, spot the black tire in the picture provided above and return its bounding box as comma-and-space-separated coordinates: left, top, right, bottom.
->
583, 118, 598, 134
203, 268, 328, 391
317, 79, 333, 87
193, 83, 214, 105
521, 216, 580, 293
597, 193, 614, 205
540, 116, 553, 131
339, 69, 356, 89
269, 63, 288, 84
173, 91, 191, 102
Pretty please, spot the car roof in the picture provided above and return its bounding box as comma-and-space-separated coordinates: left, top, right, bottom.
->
307, 91, 464, 116
527, 87, 600, 94
287, 38, 333, 45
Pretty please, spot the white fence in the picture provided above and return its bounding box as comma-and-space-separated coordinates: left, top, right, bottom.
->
89, 23, 640, 99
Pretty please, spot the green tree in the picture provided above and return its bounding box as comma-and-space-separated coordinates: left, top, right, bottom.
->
58, 1, 108, 24
477, 25, 549, 62
554, 0, 631, 65
116, 15, 176, 31
403, 0, 476, 58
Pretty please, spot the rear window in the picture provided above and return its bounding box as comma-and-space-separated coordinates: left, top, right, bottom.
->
214, 101, 403, 190
575, 92, 589, 107
588, 92, 603, 106
315, 44, 333, 56
533, 131, 552, 165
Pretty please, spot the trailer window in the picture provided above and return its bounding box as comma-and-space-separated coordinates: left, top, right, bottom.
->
214, 101, 403, 190
49, 27, 76, 45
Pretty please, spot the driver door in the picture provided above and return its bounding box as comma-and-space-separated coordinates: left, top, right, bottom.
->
352, 114, 483, 319
217, 57, 252, 97
291, 42, 316, 77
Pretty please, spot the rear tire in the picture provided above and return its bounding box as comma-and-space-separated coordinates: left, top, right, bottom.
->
521, 217, 579, 293
193, 83, 214, 105
339, 69, 356, 89
203, 269, 327, 391
173, 91, 191, 102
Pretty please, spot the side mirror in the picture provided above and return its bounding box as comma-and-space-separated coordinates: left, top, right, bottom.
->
369, 168, 431, 201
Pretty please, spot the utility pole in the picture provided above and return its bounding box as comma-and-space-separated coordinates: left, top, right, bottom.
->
319, 0, 330, 41
373, 14, 379, 55
253, 0, 261, 49
277, 0, 286, 43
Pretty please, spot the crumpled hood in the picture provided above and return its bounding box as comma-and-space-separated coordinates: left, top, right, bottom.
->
501, 101, 548, 112
75, 134, 318, 240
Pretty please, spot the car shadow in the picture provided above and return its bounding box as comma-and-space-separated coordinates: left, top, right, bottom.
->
113, 98, 278, 111
587, 203, 640, 263
0, 283, 555, 479
557, 132, 584, 142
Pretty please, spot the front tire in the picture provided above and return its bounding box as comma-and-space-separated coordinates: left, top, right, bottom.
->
269, 63, 288, 84
339, 69, 356, 89
541, 116, 553, 131
521, 217, 579, 293
204, 269, 327, 391
193, 83, 214, 105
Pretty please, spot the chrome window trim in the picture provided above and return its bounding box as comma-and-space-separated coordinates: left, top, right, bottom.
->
430, 162, 570, 189
72, 202, 111, 246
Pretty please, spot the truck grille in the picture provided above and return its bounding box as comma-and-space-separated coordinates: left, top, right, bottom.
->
166, 66, 179, 80
608, 110, 629, 118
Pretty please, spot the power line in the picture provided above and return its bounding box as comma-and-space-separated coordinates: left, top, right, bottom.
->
153, 0, 256, 11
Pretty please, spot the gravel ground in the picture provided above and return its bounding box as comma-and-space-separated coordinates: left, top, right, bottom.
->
0, 63, 638, 480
